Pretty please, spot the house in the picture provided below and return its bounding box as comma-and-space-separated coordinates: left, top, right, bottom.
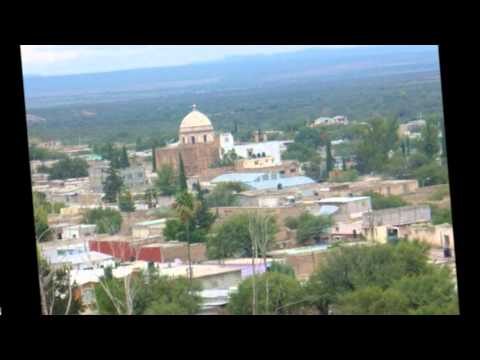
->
362, 205, 432, 244
42, 244, 115, 270
89, 161, 147, 192
310, 115, 349, 127
307, 196, 372, 222
156, 264, 242, 290
201, 258, 275, 279
210, 172, 315, 191
62, 224, 96, 240
131, 219, 168, 239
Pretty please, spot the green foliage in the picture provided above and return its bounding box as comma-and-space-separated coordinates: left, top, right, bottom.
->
42, 157, 89, 180
355, 118, 399, 174
177, 154, 188, 192
419, 117, 440, 160
328, 169, 359, 183
210, 149, 239, 168
193, 183, 216, 231
268, 261, 296, 278
431, 205, 452, 225
118, 189, 135, 212
29, 144, 67, 161
227, 272, 305, 315
326, 140, 334, 174
363, 191, 408, 210
302, 155, 323, 182
140, 274, 202, 315
119, 146, 130, 168
429, 186, 450, 201
155, 164, 177, 196
295, 127, 324, 149
102, 165, 124, 203
412, 161, 448, 186
32, 191, 54, 241
304, 240, 454, 314
295, 212, 333, 245
83, 208, 122, 234
283, 142, 318, 163
206, 213, 277, 259
205, 182, 246, 207
284, 216, 299, 230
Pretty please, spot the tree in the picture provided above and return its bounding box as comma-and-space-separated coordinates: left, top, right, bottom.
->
305, 241, 433, 314
205, 182, 245, 207
144, 188, 158, 209
227, 272, 305, 315
326, 140, 334, 175
155, 164, 177, 196
193, 182, 216, 231
44, 158, 89, 180
118, 189, 135, 212
342, 157, 347, 171
37, 250, 84, 315
151, 145, 157, 172
419, 117, 440, 160
363, 191, 407, 210
302, 155, 323, 182
102, 165, 124, 203
83, 208, 122, 234
412, 161, 448, 186
328, 169, 359, 183
119, 145, 130, 168
177, 154, 188, 192
295, 212, 333, 245
268, 261, 295, 278
355, 118, 399, 174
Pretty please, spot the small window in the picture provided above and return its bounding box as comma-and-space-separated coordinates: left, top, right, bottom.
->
191, 136, 196, 144
204, 135, 208, 143
182, 137, 186, 144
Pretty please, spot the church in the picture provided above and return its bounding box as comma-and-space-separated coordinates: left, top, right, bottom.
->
154, 105, 221, 177
154, 105, 299, 178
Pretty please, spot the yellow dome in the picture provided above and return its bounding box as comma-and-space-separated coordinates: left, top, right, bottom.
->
179, 106, 213, 132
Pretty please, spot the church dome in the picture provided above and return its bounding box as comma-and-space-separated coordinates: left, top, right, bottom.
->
179, 105, 213, 132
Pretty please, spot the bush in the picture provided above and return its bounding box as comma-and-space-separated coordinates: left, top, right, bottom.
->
227, 272, 305, 315
83, 208, 122, 234
284, 216, 299, 230
205, 182, 247, 207
268, 261, 296, 278
329, 169, 359, 183
431, 205, 452, 225
429, 186, 450, 201
363, 191, 408, 210
43, 157, 90, 180
295, 212, 333, 245
412, 161, 448, 186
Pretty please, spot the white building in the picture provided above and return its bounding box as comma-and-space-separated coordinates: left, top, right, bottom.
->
62, 224, 96, 240
310, 116, 349, 127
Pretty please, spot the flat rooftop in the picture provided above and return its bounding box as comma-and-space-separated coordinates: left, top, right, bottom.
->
318, 196, 369, 203
267, 244, 330, 257
157, 264, 241, 279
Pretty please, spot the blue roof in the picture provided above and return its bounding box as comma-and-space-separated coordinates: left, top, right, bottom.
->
211, 173, 266, 183
211, 172, 315, 191
249, 176, 315, 190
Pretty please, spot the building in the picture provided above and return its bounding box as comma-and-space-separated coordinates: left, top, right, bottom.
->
398, 119, 426, 138
88, 161, 147, 192
202, 258, 274, 279
131, 219, 168, 239
157, 264, 242, 290
310, 115, 349, 127
42, 243, 115, 270
62, 224, 96, 240
308, 196, 372, 222
155, 105, 221, 177
362, 205, 432, 243
210, 172, 315, 191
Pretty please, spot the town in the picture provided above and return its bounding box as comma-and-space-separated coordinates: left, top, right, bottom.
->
31, 104, 457, 315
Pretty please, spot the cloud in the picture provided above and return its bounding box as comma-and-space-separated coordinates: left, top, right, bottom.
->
20, 45, 365, 76
21, 45, 81, 65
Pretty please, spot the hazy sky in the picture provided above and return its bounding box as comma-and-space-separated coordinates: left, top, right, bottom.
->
21, 45, 363, 76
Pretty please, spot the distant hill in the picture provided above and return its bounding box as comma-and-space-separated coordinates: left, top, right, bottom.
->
23, 45, 440, 107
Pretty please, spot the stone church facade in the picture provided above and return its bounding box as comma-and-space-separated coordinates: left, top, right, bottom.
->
155, 105, 220, 176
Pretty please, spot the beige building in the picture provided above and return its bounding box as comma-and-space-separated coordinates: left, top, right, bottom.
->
131, 219, 168, 239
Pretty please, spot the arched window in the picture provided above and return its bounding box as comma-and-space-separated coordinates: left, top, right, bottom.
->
183, 137, 186, 144
204, 134, 208, 143
191, 136, 196, 144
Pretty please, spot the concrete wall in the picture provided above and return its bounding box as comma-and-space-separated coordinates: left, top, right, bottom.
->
198, 270, 242, 290
362, 205, 431, 228
286, 251, 329, 280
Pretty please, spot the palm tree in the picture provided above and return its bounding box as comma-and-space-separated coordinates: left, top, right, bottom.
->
172, 191, 200, 286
